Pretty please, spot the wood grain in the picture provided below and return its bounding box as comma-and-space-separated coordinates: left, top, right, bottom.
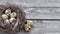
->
0, 0, 60, 34
24, 8, 60, 19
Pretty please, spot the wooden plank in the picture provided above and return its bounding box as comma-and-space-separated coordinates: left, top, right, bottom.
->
8, 0, 60, 7
24, 8, 60, 19
1, 0, 60, 7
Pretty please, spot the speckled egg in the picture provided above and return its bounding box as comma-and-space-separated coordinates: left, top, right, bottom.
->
27, 20, 34, 27
5, 9, 11, 16
2, 14, 8, 20
10, 12, 17, 18
5, 19, 10, 23
9, 18, 16, 23
25, 28, 30, 32
25, 24, 31, 32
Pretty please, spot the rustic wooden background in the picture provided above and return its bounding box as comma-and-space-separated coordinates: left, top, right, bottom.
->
0, 0, 60, 34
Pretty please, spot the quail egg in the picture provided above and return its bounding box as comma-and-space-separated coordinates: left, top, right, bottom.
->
2, 14, 8, 20
9, 18, 16, 23
5, 9, 11, 16
25, 24, 31, 32
27, 20, 34, 27
10, 12, 17, 18
25, 28, 30, 32
5, 19, 10, 23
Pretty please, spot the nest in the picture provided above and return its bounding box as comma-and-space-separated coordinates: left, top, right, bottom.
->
0, 4, 26, 32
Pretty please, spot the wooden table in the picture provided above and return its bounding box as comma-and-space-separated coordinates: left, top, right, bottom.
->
0, 0, 60, 34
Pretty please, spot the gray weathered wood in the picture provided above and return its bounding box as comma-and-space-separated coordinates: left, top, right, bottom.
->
1, 0, 60, 7
24, 8, 60, 19
8, 0, 60, 7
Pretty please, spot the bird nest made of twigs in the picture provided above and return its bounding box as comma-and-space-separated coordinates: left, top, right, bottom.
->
0, 4, 26, 32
